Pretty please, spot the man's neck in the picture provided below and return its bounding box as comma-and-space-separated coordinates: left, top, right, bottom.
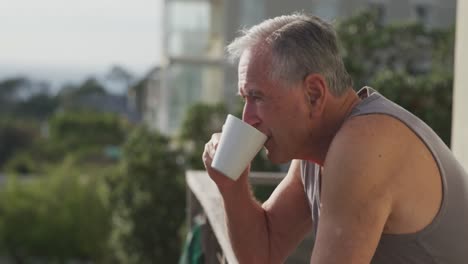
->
309, 88, 361, 165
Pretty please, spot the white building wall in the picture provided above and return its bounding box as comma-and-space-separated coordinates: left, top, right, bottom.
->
452, 0, 468, 170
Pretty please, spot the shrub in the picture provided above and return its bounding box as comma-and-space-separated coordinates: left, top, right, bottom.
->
0, 161, 112, 263
108, 126, 185, 263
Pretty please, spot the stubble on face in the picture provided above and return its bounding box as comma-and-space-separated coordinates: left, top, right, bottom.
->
238, 47, 316, 164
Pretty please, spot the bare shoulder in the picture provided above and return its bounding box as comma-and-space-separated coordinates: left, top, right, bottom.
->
335, 114, 411, 150
324, 113, 441, 234
310, 115, 408, 262
326, 114, 410, 177
324, 113, 405, 200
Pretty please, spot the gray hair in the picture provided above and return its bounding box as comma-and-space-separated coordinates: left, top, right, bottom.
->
226, 13, 352, 96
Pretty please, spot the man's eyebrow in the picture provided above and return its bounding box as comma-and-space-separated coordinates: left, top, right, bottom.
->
238, 88, 264, 97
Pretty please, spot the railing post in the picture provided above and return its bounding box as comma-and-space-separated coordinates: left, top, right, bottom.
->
202, 220, 223, 264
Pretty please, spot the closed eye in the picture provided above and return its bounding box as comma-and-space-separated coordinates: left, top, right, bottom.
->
243, 95, 263, 103
251, 95, 262, 102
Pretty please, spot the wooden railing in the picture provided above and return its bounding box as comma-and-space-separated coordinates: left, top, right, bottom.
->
186, 170, 314, 264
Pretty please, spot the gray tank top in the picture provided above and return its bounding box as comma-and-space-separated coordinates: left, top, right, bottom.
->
301, 87, 468, 263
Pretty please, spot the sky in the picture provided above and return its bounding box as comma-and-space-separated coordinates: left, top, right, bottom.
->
0, 0, 163, 91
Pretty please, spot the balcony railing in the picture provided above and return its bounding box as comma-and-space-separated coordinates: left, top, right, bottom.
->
185, 170, 314, 263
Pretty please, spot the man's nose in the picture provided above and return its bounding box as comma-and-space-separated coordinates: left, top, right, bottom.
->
242, 102, 261, 128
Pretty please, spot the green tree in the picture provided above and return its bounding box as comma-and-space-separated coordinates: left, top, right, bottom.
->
336, 9, 454, 145
0, 77, 32, 115
0, 120, 38, 169
75, 78, 107, 96
0, 77, 57, 120
336, 10, 454, 86
108, 126, 185, 263
48, 111, 127, 152
179, 103, 228, 169
59, 78, 107, 98
0, 160, 112, 263
57, 77, 108, 110
15, 92, 58, 120
106, 65, 135, 89
372, 70, 453, 145
0, 77, 31, 101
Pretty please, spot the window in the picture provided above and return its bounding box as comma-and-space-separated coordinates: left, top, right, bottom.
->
166, 63, 223, 133
166, 1, 211, 57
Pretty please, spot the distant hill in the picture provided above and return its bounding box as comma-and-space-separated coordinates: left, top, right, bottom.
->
0, 62, 147, 95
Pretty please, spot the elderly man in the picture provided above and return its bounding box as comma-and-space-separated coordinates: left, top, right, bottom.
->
202, 13, 468, 264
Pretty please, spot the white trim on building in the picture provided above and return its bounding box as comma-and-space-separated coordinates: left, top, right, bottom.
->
451, 0, 468, 170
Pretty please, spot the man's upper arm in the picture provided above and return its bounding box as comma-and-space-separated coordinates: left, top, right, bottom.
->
311, 115, 399, 264
261, 159, 313, 263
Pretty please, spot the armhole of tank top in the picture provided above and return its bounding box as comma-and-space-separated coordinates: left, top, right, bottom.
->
349, 111, 448, 238
300, 160, 308, 188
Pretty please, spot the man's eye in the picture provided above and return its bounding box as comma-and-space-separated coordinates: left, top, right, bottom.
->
240, 95, 262, 103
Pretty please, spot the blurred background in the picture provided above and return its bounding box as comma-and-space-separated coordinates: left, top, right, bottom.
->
0, 0, 465, 263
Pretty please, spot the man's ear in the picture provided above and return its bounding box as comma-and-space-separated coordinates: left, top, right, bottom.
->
304, 73, 327, 116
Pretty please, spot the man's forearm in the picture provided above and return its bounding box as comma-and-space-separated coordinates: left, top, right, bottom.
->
220, 183, 271, 263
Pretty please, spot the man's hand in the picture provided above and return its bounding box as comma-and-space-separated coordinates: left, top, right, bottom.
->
203, 134, 313, 263
202, 133, 250, 192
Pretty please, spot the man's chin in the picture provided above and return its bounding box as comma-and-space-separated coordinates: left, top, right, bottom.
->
265, 149, 288, 164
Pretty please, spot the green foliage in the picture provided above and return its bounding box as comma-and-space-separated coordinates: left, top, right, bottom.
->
336, 9, 454, 145
0, 77, 31, 103
57, 78, 108, 111
0, 11, 455, 264
337, 10, 454, 87
49, 111, 127, 152
4, 138, 68, 176
4, 153, 39, 175
108, 126, 185, 263
0, 119, 39, 169
58, 78, 107, 99
430, 26, 455, 74
372, 70, 453, 145
0, 77, 58, 120
14, 92, 58, 120
179, 103, 228, 169
0, 161, 112, 263
3, 111, 129, 173
74, 78, 107, 96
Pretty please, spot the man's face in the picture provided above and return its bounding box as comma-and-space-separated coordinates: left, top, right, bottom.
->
238, 48, 313, 163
